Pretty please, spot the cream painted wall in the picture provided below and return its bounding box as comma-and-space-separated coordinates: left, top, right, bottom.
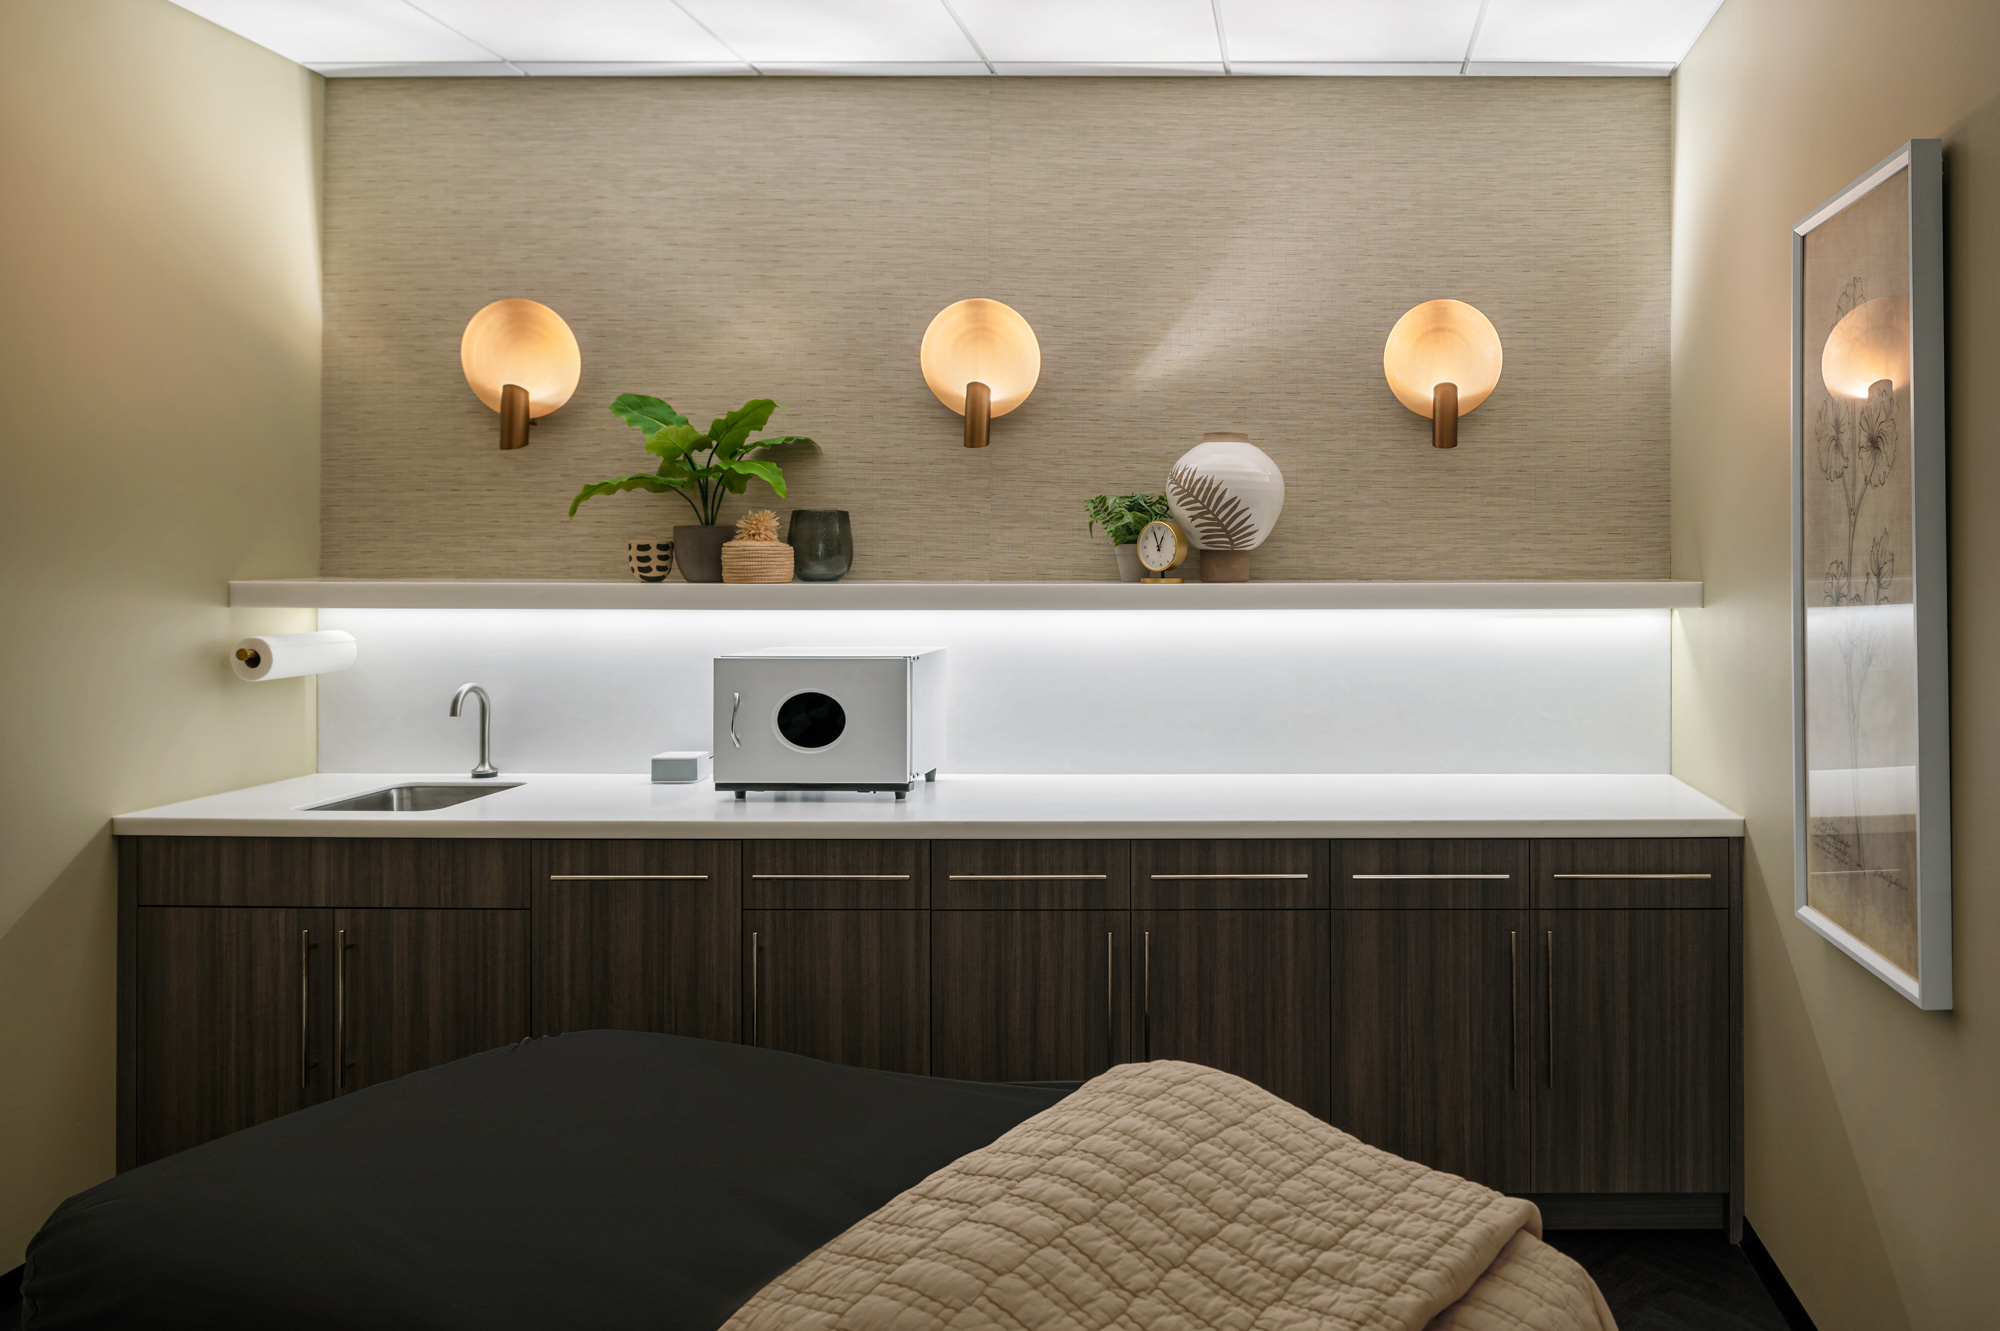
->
0, 0, 322, 1266
1673, 2, 2000, 1327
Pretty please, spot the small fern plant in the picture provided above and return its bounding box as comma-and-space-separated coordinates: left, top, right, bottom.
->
1085, 492, 1171, 546
569, 394, 818, 526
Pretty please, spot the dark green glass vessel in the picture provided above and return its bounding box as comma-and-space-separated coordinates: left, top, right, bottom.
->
787, 510, 853, 582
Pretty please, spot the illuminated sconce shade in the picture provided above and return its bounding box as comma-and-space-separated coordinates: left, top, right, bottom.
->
1383, 300, 1503, 450
920, 299, 1040, 448
1822, 296, 1912, 400
460, 299, 582, 450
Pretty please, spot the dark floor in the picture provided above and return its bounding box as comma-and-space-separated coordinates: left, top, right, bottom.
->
1546, 1230, 1794, 1331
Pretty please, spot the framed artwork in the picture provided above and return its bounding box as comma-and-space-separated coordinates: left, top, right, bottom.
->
1791, 139, 1950, 1009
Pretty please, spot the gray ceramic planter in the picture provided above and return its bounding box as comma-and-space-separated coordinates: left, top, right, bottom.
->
673, 525, 732, 582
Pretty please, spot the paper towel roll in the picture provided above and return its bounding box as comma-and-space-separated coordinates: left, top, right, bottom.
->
231, 630, 357, 682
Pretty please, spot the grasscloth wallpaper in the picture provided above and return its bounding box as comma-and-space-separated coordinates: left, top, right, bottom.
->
323, 77, 1668, 580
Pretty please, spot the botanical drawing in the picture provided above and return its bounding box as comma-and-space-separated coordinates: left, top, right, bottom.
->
1167, 466, 1257, 551
1811, 276, 1904, 911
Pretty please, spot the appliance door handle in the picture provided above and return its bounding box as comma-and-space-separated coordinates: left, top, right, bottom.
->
729, 692, 742, 749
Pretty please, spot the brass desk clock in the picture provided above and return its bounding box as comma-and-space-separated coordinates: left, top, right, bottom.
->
1136, 518, 1188, 584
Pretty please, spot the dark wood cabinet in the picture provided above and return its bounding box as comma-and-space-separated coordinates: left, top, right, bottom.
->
1328, 908, 1532, 1192
1139, 909, 1331, 1119
332, 909, 530, 1095
532, 840, 739, 1041
1533, 909, 1731, 1194
744, 909, 929, 1074
931, 910, 1131, 1081
131, 906, 330, 1166
120, 832, 1741, 1235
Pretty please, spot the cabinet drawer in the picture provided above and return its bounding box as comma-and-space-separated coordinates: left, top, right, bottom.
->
1536, 840, 1733, 909
315, 839, 530, 907
931, 840, 1128, 909
743, 840, 927, 908
131, 837, 316, 906
1133, 840, 1326, 908
1332, 841, 1531, 910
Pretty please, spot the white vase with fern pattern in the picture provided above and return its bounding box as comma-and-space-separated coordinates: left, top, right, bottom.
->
1166, 433, 1284, 583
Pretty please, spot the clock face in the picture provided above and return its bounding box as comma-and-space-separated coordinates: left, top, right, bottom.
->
1137, 519, 1185, 571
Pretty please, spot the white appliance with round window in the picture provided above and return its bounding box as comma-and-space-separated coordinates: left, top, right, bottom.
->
712, 649, 945, 798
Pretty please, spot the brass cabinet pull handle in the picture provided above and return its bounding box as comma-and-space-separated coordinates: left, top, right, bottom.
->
298, 929, 312, 1090
549, 874, 708, 881
748, 931, 759, 1046
1148, 873, 1308, 880
750, 874, 911, 880
1142, 931, 1152, 1062
1551, 873, 1711, 880
1509, 930, 1518, 1091
335, 928, 349, 1090
1104, 932, 1115, 1065
1352, 874, 1511, 881
1545, 930, 1555, 1089
947, 874, 1107, 880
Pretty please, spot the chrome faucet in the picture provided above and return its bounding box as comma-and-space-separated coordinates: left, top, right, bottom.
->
449, 683, 499, 779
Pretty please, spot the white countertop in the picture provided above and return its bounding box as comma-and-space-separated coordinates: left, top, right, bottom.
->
110, 772, 1744, 839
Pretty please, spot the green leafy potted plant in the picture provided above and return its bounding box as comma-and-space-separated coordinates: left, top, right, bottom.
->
1086, 492, 1171, 582
570, 394, 818, 582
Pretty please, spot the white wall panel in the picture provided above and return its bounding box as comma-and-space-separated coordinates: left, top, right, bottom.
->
316, 608, 1671, 775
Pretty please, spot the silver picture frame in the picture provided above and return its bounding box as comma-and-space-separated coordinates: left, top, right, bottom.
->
1790, 139, 1950, 1009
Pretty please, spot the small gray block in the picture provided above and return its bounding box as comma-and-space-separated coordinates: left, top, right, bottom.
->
651, 751, 712, 784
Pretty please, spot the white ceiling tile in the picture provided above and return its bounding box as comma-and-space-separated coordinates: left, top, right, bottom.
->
312, 61, 522, 76
409, 0, 740, 64
756, 62, 990, 75
168, 0, 494, 64
1471, 0, 1726, 64
673, 0, 981, 64
1220, 0, 1485, 63
991, 63, 1226, 75
952, 0, 1218, 64
513, 62, 754, 77
1465, 61, 1671, 76
1232, 62, 1464, 76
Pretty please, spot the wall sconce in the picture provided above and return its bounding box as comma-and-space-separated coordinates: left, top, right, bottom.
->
460, 298, 582, 450
1821, 296, 1911, 402
1383, 300, 1503, 449
920, 298, 1040, 448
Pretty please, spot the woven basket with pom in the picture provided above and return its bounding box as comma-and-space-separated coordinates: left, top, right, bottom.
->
721, 510, 794, 584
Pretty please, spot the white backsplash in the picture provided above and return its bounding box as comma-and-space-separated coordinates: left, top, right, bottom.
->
316, 607, 1671, 775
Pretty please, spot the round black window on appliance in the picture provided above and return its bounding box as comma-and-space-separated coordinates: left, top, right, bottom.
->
776, 691, 846, 749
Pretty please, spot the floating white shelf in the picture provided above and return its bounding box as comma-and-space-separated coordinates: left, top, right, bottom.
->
230, 580, 1703, 611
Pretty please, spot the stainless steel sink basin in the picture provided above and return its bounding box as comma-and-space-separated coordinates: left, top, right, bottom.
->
307, 782, 523, 812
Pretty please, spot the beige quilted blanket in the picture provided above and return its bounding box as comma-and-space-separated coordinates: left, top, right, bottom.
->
724, 1061, 1615, 1331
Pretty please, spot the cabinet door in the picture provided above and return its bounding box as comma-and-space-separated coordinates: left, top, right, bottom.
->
931, 911, 1131, 1082
334, 909, 530, 1094
1328, 909, 1532, 1193
1139, 910, 1331, 1120
1534, 909, 1730, 1193
532, 841, 739, 1041
133, 907, 331, 1164
745, 910, 928, 1074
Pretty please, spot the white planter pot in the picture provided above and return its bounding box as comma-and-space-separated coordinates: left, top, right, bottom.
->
1113, 544, 1142, 582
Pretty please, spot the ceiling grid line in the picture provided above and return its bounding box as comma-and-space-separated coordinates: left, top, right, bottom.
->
1461, 0, 1495, 75
397, 0, 522, 74
666, 0, 763, 75
1208, 0, 1234, 74
935, 0, 996, 74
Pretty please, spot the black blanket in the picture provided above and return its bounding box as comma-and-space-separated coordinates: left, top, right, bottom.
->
23, 1032, 1069, 1330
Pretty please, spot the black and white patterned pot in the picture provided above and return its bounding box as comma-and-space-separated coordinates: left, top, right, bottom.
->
626, 539, 674, 583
